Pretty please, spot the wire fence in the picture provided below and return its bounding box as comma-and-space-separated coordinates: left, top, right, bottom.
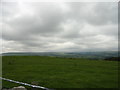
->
0, 77, 53, 90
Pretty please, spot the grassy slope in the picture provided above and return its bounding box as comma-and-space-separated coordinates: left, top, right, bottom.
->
2, 56, 118, 88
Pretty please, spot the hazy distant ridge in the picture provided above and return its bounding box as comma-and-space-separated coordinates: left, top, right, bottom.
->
2, 51, 119, 60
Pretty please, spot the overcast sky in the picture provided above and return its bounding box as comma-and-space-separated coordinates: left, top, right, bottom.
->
1, 1, 118, 52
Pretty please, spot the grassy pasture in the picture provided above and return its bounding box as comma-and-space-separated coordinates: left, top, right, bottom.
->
2, 56, 119, 88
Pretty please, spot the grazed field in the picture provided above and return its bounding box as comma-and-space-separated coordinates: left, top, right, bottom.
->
2, 56, 119, 88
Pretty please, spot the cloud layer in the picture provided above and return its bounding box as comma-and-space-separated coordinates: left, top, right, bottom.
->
1, 1, 118, 52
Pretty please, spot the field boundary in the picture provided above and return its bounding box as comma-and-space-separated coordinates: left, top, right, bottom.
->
0, 77, 51, 90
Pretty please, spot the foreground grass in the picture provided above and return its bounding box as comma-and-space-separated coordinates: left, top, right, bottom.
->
2, 56, 119, 88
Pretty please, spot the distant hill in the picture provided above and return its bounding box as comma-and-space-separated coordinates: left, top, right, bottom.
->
2, 51, 119, 60
104, 57, 120, 61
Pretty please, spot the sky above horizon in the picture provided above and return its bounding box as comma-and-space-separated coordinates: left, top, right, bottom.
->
1, 1, 118, 52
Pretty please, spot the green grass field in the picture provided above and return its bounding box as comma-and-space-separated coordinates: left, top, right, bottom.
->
2, 56, 119, 88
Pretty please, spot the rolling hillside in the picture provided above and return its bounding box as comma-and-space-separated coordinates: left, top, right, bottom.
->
2, 56, 119, 89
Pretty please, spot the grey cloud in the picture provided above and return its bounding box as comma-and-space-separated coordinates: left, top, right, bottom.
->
2, 2, 65, 41
66, 2, 117, 25
1, 2, 118, 52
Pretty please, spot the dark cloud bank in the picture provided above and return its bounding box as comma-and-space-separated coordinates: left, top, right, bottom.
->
1, 2, 118, 52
